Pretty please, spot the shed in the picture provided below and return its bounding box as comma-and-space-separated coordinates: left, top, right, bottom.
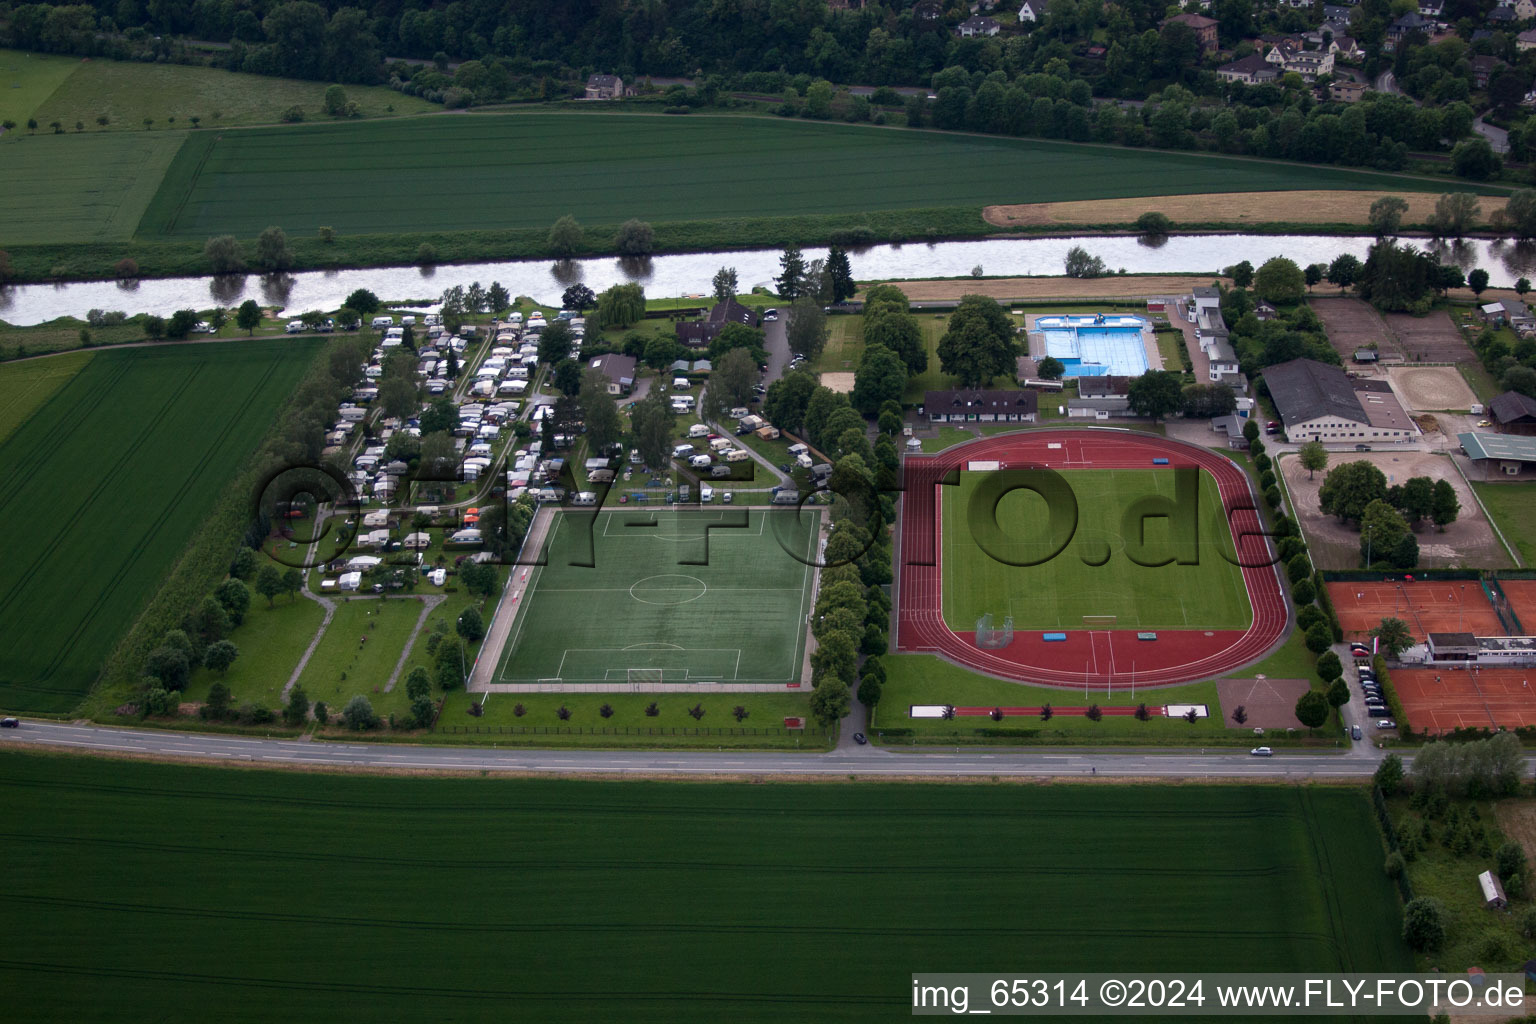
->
1479, 870, 1508, 909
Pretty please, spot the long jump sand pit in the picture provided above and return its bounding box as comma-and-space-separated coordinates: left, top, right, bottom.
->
1384, 311, 1475, 363
983, 191, 1509, 229
1393, 666, 1536, 734
1326, 580, 1504, 639
1311, 297, 1399, 362
1383, 365, 1478, 412
1216, 677, 1310, 729
1280, 449, 1512, 570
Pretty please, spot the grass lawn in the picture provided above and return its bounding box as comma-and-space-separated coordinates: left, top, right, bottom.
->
0, 751, 1415, 1023
873, 654, 1234, 743
1242, 626, 1321, 681
182, 595, 326, 709
291, 596, 436, 720
0, 49, 82, 126
0, 350, 92, 445
1473, 481, 1536, 566
495, 508, 817, 685
137, 111, 1444, 240
0, 129, 186, 243
1156, 328, 1190, 372
29, 60, 434, 134
0, 317, 153, 360
941, 467, 1251, 630
1458, 361, 1501, 406
436, 690, 827, 749
0, 340, 317, 712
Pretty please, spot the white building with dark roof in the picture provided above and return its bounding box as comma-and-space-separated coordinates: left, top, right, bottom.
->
1262, 357, 1417, 443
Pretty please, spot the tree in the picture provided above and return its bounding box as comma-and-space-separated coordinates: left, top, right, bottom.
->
857, 673, 883, 708
255, 226, 293, 271
579, 369, 624, 452
1085, 704, 1103, 721
1304, 263, 1324, 290
548, 215, 582, 258
1232, 705, 1248, 726
1428, 192, 1481, 238
777, 245, 806, 299
613, 218, 655, 256
706, 347, 759, 420
487, 283, 510, 312
786, 296, 829, 362
1369, 195, 1409, 236
143, 316, 166, 340
1519, 278, 1532, 299
235, 300, 263, 334
1063, 246, 1108, 278
1452, 137, 1501, 180
711, 267, 738, 304
345, 289, 380, 314
1294, 689, 1329, 730
1304, 621, 1333, 654
1374, 753, 1405, 795
851, 344, 907, 416
596, 283, 645, 329
215, 578, 251, 626
1253, 257, 1305, 305
1137, 211, 1171, 235
1431, 479, 1460, 530
1226, 261, 1254, 289
205, 681, 233, 719
204, 235, 245, 273
1468, 268, 1489, 298
145, 644, 191, 691
1401, 897, 1446, 952
253, 564, 283, 606
1318, 461, 1388, 523
1371, 617, 1415, 658
203, 640, 239, 675
763, 371, 818, 433
537, 319, 575, 365
810, 680, 850, 726
456, 607, 485, 643
1361, 499, 1410, 567
323, 84, 349, 115
1127, 370, 1184, 422
552, 358, 583, 396
1180, 383, 1237, 418
1037, 356, 1065, 380
405, 667, 431, 702
1317, 651, 1342, 682
1298, 440, 1328, 480
1326, 678, 1350, 711
562, 284, 596, 314
283, 683, 310, 726
825, 246, 855, 303
629, 389, 677, 469
341, 694, 378, 730
1326, 253, 1362, 292
937, 295, 1015, 388
864, 308, 927, 375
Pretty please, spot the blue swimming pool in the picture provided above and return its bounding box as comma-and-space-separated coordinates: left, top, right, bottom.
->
1036, 314, 1150, 378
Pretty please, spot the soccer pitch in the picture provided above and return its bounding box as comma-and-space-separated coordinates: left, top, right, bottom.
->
942, 468, 1253, 631
494, 508, 819, 685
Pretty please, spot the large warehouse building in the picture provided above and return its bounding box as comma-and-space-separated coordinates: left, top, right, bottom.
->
1262, 358, 1418, 444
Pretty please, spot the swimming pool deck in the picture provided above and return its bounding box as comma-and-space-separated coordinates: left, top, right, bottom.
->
1023, 312, 1164, 378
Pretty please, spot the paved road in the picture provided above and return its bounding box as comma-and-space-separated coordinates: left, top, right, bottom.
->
762, 314, 791, 384
0, 718, 1433, 778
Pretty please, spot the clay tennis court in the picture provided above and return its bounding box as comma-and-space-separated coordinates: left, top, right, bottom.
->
1498, 580, 1536, 634
1326, 580, 1503, 639
1393, 666, 1536, 734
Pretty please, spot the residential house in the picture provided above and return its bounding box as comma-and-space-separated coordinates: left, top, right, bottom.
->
1323, 4, 1355, 20
970, 0, 998, 11
1018, 0, 1040, 21
1491, 390, 1536, 434
1261, 357, 1419, 442
1478, 299, 1533, 330
1218, 54, 1280, 85
957, 15, 1001, 36
675, 299, 761, 348
1267, 45, 1335, 80
1255, 301, 1278, 321
1517, 0, 1536, 21
1418, 0, 1443, 16
1332, 35, 1362, 59
1387, 12, 1434, 42
584, 74, 624, 100
1163, 13, 1219, 53
923, 389, 1039, 425
588, 353, 637, 395
1520, 28, 1536, 51
1471, 55, 1507, 88
1329, 79, 1366, 102
1068, 375, 1134, 419
1489, 5, 1518, 26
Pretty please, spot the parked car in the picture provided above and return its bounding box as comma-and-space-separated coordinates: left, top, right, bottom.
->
853, 732, 867, 745
191, 320, 214, 334
1250, 746, 1273, 757
1377, 719, 1397, 730
1354, 444, 1372, 451
286, 320, 304, 334
1351, 725, 1363, 740
762, 308, 778, 321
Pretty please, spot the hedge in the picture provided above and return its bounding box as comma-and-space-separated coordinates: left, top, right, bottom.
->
1371, 654, 1411, 737
1313, 570, 1344, 643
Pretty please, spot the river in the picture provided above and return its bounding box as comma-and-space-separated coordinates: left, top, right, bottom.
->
4, 233, 1535, 327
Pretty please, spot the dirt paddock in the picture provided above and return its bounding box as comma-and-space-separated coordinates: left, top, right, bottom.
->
1280, 449, 1511, 569
1393, 666, 1536, 734
1382, 365, 1478, 412
1215, 677, 1309, 730
1311, 297, 1399, 363
1383, 311, 1474, 363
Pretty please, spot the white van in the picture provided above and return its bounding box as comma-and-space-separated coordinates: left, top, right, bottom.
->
371, 316, 394, 329
286, 320, 304, 334
689, 454, 712, 468
688, 423, 709, 438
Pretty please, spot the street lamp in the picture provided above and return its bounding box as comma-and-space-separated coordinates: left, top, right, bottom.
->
1364, 524, 1373, 567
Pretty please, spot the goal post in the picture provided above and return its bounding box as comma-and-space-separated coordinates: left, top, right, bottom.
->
628, 667, 665, 685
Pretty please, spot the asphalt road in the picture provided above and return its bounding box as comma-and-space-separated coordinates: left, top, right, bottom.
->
0, 718, 1428, 778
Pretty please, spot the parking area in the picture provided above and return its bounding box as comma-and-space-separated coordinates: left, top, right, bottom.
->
1281, 449, 1512, 569
1393, 666, 1536, 734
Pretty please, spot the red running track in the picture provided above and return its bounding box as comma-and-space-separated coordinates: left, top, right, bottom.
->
895, 429, 1290, 688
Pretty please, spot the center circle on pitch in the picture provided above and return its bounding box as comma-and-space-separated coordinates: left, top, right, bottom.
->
629, 574, 708, 605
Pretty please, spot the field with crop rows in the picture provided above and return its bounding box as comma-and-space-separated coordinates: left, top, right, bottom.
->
0, 752, 1412, 1022
0, 351, 93, 445
1, 129, 187, 244
137, 112, 1444, 239
0, 340, 316, 711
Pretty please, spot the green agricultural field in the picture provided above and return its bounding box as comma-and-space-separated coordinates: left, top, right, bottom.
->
942, 467, 1251, 631
0, 351, 92, 445
0, 49, 82, 126
496, 508, 817, 685
0, 752, 1414, 1022
1, 129, 186, 243
138, 111, 1452, 239
27, 58, 434, 133
0, 340, 316, 712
